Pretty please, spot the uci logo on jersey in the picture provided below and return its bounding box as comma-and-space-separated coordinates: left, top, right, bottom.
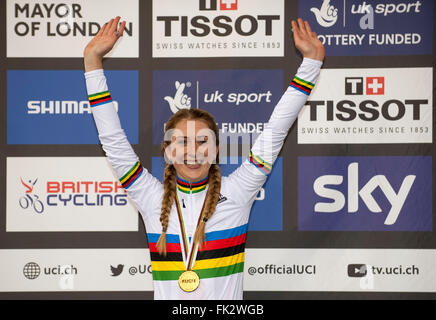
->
297, 156, 432, 231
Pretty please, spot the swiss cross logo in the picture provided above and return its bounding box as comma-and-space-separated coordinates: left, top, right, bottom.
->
220, 0, 238, 10
199, 0, 238, 11
366, 77, 384, 95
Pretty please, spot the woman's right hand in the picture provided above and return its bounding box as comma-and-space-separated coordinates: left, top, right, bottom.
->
84, 16, 126, 72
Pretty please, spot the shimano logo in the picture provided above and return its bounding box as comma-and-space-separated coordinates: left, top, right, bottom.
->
27, 100, 119, 114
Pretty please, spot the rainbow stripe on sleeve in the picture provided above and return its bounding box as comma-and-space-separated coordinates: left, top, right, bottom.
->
88, 90, 113, 107
120, 161, 143, 189
290, 76, 314, 96
249, 151, 272, 175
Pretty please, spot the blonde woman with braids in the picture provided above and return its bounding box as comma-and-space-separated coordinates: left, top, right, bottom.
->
84, 16, 324, 300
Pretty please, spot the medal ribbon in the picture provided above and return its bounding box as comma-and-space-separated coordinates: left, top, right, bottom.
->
175, 193, 207, 271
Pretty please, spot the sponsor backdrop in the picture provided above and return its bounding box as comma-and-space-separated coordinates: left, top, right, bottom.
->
0, 0, 435, 299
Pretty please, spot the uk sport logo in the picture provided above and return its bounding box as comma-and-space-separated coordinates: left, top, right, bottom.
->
299, 0, 433, 56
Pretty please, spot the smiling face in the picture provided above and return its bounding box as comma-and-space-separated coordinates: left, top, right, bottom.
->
164, 118, 218, 183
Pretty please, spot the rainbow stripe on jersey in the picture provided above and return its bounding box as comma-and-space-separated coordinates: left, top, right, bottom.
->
176, 175, 209, 194
147, 224, 247, 281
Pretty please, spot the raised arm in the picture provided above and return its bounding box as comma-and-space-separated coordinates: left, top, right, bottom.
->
84, 17, 162, 217
226, 19, 325, 205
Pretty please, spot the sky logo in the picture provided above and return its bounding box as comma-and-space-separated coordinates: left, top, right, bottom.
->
7, 70, 138, 144
298, 156, 432, 231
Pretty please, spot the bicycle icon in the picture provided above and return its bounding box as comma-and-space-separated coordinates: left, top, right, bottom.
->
19, 178, 44, 214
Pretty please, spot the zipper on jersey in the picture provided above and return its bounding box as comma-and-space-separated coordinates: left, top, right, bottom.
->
189, 183, 193, 246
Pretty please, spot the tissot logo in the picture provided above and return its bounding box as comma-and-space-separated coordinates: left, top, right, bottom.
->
153, 0, 284, 57
345, 77, 384, 95
156, 1, 278, 37
297, 67, 432, 144
200, 0, 238, 11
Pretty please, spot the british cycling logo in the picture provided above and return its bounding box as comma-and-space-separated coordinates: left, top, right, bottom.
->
19, 178, 44, 214
18, 177, 128, 209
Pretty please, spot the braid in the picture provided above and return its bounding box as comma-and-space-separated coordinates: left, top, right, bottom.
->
193, 164, 221, 250
156, 164, 176, 256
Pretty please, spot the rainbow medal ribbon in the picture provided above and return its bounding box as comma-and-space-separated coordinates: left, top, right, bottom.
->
175, 192, 207, 292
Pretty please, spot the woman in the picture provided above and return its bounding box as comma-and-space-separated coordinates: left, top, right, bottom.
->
84, 16, 324, 299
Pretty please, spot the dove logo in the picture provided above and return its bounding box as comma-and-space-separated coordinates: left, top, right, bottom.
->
298, 156, 432, 231
164, 81, 193, 114
110, 264, 124, 277
310, 0, 338, 27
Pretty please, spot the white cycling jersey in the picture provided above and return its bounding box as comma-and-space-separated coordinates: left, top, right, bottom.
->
85, 58, 322, 300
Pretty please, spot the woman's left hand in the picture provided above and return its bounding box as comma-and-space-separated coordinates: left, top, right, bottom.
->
292, 18, 325, 62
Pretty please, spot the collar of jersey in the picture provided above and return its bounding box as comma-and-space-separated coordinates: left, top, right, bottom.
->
176, 174, 209, 194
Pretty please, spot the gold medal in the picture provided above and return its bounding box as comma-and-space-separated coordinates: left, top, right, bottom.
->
175, 193, 207, 293
178, 270, 200, 292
